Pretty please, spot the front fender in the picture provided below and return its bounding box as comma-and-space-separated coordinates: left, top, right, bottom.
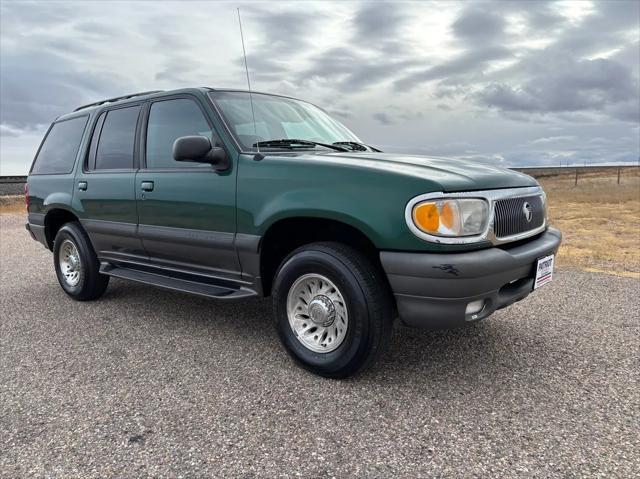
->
236, 155, 434, 250
251, 187, 388, 245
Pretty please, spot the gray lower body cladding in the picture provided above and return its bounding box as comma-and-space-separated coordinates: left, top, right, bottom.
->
380, 228, 562, 329
25, 213, 264, 295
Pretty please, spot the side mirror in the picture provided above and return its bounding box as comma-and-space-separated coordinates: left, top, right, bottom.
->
172, 136, 229, 170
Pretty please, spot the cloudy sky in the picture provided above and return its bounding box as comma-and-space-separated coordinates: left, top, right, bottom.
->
1, 0, 638, 175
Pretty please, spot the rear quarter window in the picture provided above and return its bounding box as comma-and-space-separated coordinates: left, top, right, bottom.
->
31, 116, 89, 174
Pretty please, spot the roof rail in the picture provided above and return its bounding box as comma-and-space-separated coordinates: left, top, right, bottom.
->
74, 90, 164, 112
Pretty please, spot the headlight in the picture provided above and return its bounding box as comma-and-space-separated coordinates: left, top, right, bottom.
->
411, 198, 489, 237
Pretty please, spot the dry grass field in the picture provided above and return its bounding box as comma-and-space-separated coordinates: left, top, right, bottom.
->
539, 168, 639, 278
0, 195, 25, 215
2, 167, 639, 277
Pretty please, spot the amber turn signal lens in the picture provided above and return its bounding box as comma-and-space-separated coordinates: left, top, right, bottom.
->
410, 198, 489, 237
413, 202, 439, 233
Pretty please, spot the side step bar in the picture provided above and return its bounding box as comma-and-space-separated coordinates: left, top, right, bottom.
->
100, 263, 257, 300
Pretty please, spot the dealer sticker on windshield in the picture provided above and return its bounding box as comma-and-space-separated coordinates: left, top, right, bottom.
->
534, 254, 555, 289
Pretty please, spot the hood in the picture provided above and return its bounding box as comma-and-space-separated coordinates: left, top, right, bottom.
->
295, 152, 538, 192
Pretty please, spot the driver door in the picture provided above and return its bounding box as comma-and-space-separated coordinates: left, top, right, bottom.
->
135, 96, 240, 281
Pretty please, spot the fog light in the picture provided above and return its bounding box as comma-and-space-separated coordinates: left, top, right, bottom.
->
465, 299, 485, 315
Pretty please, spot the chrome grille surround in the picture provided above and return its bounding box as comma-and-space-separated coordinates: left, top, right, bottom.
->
405, 186, 547, 245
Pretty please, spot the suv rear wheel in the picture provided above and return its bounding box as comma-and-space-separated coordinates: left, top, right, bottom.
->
272, 242, 393, 378
53, 222, 109, 301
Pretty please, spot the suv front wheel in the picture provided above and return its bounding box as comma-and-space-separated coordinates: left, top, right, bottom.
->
272, 242, 393, 378
53, 222, 109, 301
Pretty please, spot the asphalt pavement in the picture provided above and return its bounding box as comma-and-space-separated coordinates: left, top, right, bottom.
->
1, 214, 638, 477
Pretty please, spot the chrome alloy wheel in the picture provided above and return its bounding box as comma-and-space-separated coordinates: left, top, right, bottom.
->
59, 239, 81, 287
286, 274, 349, 353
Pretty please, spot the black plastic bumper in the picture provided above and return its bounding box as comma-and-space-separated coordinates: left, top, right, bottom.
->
26, 213, 48, 248
380, 228, 562, 329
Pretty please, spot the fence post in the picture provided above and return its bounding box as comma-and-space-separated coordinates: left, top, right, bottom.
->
575, 168, 578, 186
617, 166, 621, 184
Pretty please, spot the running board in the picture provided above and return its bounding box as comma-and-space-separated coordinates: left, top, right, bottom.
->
100, 264, 257, 300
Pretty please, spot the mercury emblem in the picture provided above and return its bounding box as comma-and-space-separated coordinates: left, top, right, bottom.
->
523, 202, 533, 222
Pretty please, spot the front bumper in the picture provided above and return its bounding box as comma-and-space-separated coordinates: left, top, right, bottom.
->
380, 227, 562, 329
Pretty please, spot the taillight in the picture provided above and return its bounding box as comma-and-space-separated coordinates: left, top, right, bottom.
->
24, 183, 29, 209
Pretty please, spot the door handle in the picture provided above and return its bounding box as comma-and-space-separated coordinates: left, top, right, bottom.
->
78, 181, 87, 191
141, 181, 154, 192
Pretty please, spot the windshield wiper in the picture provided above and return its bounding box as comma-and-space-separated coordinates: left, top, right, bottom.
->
333, 141, 382, 152
253, 139, 349, 152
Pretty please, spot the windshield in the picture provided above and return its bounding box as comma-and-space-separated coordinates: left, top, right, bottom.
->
209, 91, 361, 151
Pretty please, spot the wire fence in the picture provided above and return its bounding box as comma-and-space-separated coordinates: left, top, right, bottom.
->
515, 165, 638, 186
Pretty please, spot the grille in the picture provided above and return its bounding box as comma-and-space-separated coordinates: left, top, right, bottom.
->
493, 195, 545, 238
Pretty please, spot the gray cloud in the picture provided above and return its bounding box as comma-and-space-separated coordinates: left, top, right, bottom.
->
155, 54, 204, 83
476, 48, 638, 122
373, 112, 394, 125
0, 0, 638, 173
393, 3, 516, 91
0, 50, 126, 135
524, 6, 566, 32
354, 2, 406, 39
612, 39, 640, 72
0, 125, 22, 137
591, 0, 640, 31
391, 0, 640, 124
451, 8, 506, 44
394, 45, 511, 90
246, 6, 325, 54
301, 47, 418, 91
483, 0, 566, 32
73, 21, 122, 38
351, 2, 409, 53
477, 58, 639, 118
234, 54, 291, 85
545, 1, 639, 58
0, 0, 75, 28
225, 5, 332, 87
606, 101, 640, 123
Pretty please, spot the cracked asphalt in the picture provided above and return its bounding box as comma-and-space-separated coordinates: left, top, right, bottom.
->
1, 214, 638, 477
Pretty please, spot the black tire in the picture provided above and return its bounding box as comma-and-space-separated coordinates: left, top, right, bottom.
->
53, 221, 109, 301
272, 242, 393, 379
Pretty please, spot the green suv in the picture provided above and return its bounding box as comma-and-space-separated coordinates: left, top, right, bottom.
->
26, 88, 561, 378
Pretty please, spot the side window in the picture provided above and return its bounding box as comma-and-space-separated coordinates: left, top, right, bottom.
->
31, 116, 88, 174
146, 98, 215, 169
94, 105, 140, 170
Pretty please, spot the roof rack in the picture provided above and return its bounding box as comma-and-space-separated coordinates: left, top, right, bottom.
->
74, 90, 164, 111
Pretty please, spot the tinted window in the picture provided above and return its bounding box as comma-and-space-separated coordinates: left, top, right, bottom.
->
31, 116, 88, 174
146, 99, 213, 169
95, 106, 140, 170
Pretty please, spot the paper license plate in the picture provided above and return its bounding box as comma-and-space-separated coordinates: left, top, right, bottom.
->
534, 254, 555, 289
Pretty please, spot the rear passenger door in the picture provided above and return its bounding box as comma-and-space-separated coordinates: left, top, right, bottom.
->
75, 104, 146, 261
135, 96, 239, 280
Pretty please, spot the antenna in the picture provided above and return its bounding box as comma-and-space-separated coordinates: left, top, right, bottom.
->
237, 8, 262, 159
